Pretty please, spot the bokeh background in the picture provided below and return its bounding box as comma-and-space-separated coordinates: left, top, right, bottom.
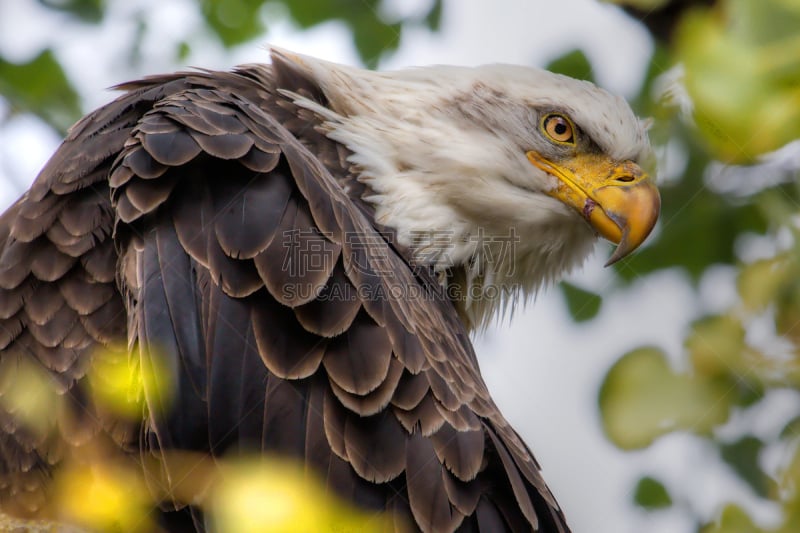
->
1, 0, 799, 532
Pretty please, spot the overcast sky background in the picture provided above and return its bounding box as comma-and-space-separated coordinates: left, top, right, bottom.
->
0, 1, 784, 532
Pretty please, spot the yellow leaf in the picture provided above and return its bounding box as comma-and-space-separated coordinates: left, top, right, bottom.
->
738, 256, 791, 312
0, 357, 58, 438
701, 504, 758, 533
209, 457, 396, 533
87, 343, 173, 419
686, 315, 747, 378
54, 460, 152, 532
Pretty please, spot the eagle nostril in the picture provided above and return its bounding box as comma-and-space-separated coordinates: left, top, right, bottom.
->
615, 175, 635, 183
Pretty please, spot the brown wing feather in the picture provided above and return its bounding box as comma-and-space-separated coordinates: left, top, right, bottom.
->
0, 58, 570, 532
0, 78, 187, 516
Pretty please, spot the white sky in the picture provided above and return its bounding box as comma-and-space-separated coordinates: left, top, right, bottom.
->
0, 1, 785, 532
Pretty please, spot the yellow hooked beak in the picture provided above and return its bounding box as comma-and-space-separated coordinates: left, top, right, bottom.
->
527, 151, 660, 266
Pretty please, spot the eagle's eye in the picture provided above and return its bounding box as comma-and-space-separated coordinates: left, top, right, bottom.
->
541, 114, 575, 145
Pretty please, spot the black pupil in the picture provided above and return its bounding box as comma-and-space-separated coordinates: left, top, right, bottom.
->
554, 122, 567, 135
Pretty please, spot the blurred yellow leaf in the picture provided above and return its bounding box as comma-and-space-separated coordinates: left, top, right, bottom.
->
0, 357, 58, 438
209, 457, 396, 533
54, 460, 152, 532
683, 310, 800, 390
738, 256, 792, 312
701, 503, 759, 533
776, 295, 800, 347
599, 347, 732, 449
686, 315, 747, 378
676, 0, 800, 162
88, 343, 173, 419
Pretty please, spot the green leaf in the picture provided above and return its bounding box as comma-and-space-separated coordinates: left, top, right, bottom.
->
176, 42, 192, 62
599, 347, 733, 449
351, 18, 401, 69
719, 436, 772, 498
199, 0, 267, 48
546, 49, 595, 83
604, 0, 669, 9
630, 44, 673, 116
560, 281, 602, 323
633, 476, 672, 510
779, 415, 800, 440
424, 0, 443, 31
38, 0, 105, 23
727, 0, 800, 46
282, 0, 340, 28
0, 49, 81, 134
281, 0, 400, 66
273, 0, 442, 66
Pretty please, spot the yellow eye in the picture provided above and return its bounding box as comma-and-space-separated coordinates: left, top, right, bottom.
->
542, 114, 575, 144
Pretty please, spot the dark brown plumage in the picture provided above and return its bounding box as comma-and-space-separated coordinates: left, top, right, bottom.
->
0, 53, 570, 532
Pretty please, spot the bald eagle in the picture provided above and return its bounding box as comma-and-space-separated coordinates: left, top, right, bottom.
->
0, 49, 659, 532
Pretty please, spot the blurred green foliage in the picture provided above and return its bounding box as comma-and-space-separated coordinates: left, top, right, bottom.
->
0, 49, 80, 134
597, 0, 800, 531
676, 0, 800, 162
561, 281, 603, 322
719, 436, 773, 498
599, 346, 732, 449
39, 0, 105, 23
200, 0, 270, 47
0, 0, 442, 134
633, 476, 673, 510
199, 0, 442, 64
546, 49, 595, 84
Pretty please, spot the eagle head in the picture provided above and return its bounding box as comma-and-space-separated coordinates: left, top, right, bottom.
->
273, 48, 660, 328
